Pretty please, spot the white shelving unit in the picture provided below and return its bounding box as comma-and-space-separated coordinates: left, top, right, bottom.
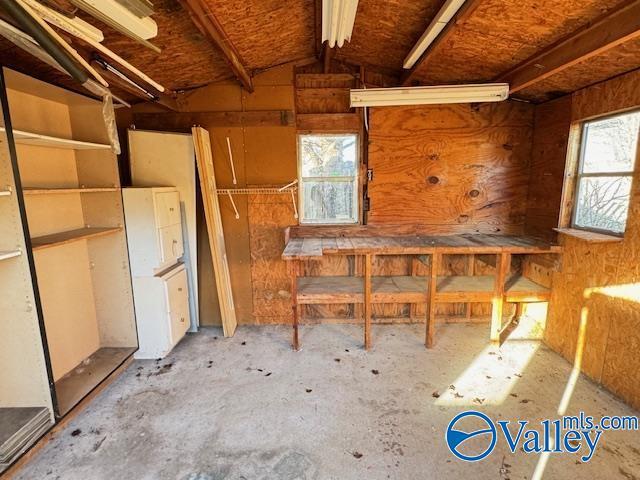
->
0, 249, 21, 261
2, 68, 138, 425
0, 127, 111, 150
0, 70, 54, 474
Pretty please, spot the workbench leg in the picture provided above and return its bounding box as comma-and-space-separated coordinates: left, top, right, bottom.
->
465, 254, 475, 321
490, 253, 511, 343
410, 256, 419, 321
513, 302, 523, 322
364, 254, 372, 350
289, 261, 300, 351
426, 252, 440, 348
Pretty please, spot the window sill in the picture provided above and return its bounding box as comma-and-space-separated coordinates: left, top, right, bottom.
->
554, 228, 623, 243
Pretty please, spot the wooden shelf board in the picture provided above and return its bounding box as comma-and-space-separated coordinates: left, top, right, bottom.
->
371, 276, 427, 303
0, 250, 22, 261
554, 228, 623, 243
0, 127, 111, 151
31, 227, 122, 251
298, 276, 362, 304
298, 275, 549, 305
23, 187, 118, 195
54, 347, 136, 417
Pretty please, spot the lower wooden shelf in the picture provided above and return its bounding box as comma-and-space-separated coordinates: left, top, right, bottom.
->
297, 275, 550, 305
31, 227, 122, 251
54, 347, 136, 417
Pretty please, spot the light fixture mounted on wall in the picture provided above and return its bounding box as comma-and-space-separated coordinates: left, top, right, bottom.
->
350, 84, 510, 107
322, 0, 359, 48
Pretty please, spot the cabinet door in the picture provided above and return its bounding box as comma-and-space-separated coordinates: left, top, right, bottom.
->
158, 224, 184, 265
154, 191, 181, 228
164, 268, 189, 346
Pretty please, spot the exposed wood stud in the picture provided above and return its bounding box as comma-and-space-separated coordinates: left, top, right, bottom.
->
497, 0, 640, 93
490, 252, 511, 342
289, 261, 300, 351
426, 252, 440, 348
364, 254, 372, 350
178, 0, 254, 92
132, 110, 295, 131
465, 254, 475, 321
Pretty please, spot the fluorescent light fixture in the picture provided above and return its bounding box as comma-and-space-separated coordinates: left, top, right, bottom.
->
403, 0, 467, 69
350, 84, 510, 107
71, 0, 158, 40
322, 0, 359, 48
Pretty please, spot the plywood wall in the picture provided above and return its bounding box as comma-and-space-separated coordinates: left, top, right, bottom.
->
141, 65, 298, 326
524, 96, 573, 240
540, 69, 640, 409
123, 65, 542, 326
367, 102, 535, 233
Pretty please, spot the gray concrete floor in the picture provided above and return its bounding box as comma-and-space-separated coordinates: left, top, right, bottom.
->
14, 324, 640, 480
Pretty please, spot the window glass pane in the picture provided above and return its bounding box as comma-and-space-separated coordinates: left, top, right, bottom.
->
299, 135, 357, 177
301, 180, 356, 223
582, 111, 640, 173
574, 176, 632, 233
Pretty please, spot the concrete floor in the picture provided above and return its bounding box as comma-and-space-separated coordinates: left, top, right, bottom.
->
14, 324, 640, 480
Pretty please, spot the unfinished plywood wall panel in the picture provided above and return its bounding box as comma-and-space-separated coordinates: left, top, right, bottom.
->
367, 102, 534, 232
156, 65, 297, 326
248, 193, 295, 323
524, 96, 573, 240
543, 70, 640, 409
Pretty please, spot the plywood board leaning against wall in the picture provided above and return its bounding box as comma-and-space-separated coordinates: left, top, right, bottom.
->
193, 126, 237, 337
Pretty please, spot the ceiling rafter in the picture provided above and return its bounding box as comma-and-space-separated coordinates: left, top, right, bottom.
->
496, 0, 640, 94
178, 0, 253, 92
400, 0, 483, 87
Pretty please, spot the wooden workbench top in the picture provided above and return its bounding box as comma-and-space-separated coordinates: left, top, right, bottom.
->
282, 233, 561, 260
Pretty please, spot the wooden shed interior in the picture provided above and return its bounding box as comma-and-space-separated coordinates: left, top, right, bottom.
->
0, 0, 639, 478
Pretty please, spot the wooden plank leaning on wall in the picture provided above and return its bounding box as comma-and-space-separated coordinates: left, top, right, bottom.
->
192, 126, 237, 337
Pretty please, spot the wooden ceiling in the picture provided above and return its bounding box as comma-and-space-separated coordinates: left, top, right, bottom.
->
0, 0, 637, 104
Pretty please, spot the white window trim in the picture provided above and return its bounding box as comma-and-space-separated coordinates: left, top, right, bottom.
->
571, 111, 639, 237
297, 133, 359, 225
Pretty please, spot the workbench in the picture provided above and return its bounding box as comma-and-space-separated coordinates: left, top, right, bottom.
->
282, 228, 561, 350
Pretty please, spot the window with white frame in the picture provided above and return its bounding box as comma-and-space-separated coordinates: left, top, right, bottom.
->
572, 110, 640, 235
298, 134, 359, 224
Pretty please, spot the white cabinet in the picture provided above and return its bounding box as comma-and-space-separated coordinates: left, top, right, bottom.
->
123, 187, 184, 275
123, 187, 189, 359
131, 263, 190, 359
128, 130, 199, 331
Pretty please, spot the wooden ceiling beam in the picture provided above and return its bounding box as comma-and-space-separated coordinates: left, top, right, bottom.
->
400, 0, 483, 87
132, 110, 295, 131
497, 0, 640, 94
178, 0, 253, 92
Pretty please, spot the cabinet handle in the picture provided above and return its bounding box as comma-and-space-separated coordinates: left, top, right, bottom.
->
178, 288, 183, 292
180, 317, 185, 323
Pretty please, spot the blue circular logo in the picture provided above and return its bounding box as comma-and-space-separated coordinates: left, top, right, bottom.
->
446, 411, 497, 462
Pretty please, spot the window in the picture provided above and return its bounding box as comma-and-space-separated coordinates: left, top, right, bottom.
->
298, 134, 359, 224
572, 110, 640, 235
